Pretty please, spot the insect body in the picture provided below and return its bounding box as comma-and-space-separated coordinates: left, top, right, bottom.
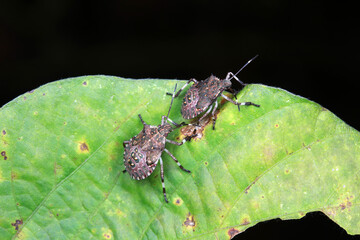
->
168, 55, 260, 129
123, 84, 194, 203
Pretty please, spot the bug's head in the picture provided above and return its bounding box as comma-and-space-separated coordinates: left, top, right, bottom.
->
222, 78, 233, 90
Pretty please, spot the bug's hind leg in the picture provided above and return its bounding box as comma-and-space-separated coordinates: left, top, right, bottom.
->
197, 104, 213, 125
159, 157, 168, 203
164, 148, 191, 173
166, 78, 198, 98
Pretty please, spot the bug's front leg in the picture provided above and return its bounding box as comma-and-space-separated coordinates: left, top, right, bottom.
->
159, 157, 168, 203
221, 93, 260, 111
166, 78, 198, 98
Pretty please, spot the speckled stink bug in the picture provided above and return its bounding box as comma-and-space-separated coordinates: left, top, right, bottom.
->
167, 55, 260, 130
123, 84, 195, 203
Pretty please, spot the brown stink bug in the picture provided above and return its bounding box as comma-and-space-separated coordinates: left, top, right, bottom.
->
167, 55, 260, 130
123, 84, 195, 203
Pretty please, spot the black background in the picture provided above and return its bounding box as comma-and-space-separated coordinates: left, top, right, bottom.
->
1, 1, 359, 239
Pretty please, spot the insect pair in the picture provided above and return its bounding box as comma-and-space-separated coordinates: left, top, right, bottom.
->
123, 56, 260, 203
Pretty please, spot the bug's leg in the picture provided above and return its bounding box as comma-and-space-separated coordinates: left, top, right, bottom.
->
197, 104, 213, 125
221, 93, 260, 111
166, 138, 186, 146
122, 169, 127, 173
159, 157, 168, 203
138, 114, 146, 125
225, 72, 246, 86
166, 78, 198, 98
167, 118, 187, 128
123, 140, 130, 148
164, 148, 191, 173
211, 101, 218, 130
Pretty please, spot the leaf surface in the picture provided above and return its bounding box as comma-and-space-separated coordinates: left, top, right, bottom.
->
0, 76, 359, 239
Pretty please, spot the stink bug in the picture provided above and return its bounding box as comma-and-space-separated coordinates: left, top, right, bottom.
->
167, 55, 260, 130
123, 84, 195, 203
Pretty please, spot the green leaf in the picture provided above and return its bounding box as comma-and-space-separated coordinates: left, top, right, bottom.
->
0, 75, 359, 239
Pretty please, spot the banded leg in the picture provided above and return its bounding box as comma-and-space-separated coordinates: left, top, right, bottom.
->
166, 78, 198, 97
164, 148, 191, 173
159, 157, 168, 203
138, 114, 146, 125
211, 101, 218, 130
221, 93, 260, 111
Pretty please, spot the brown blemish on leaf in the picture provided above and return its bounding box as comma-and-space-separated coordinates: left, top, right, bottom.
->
1, 151, 7, 160
244, 176, 260, 194
274, 123, 279, 128
82, 81, 88, 86
240, 217, 250, 225
11, 219, 23, 231
54, 162, 62, 175
78, 142, 89, 153
204, 161, 208, 166
339, 195, 353, 210
183, 212, 196, 231
2, 130, 6, 135
227, 228, 240, 239
323, 195, 354, 216
11, 171, 17, 180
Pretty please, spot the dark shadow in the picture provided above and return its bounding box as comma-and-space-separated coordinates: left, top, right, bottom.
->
233, 211, 359, 240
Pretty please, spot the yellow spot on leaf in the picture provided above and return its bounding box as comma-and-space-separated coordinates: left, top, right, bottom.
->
173, 197, 183, 206
102, 229, 113, 239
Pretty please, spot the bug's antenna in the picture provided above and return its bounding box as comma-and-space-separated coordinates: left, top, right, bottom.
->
228, 54, 259, 83
166, 83, 177, 120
